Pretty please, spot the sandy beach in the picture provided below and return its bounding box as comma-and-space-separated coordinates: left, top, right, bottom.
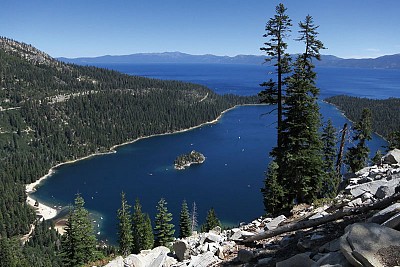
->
26, 195, 57, 220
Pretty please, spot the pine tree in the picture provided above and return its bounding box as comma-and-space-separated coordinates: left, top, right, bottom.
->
61, 194, 97, 267
372, 150, 383, 165
260, 3, 292, 153
201, 208, 221, 232
142, 213, 154, 250
279, 15, 325, 205
117, 192, 133, 256
179, 200, 192, 238
321, 119, 339, 198
154, 198, 175, 247
261, 161, 285, 214
132, 199, 154, 254
190, 202, 198, 233
345, 108, 372, 173
388, 131, 400, 150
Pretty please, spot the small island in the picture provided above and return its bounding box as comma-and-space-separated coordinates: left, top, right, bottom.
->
174, 150, 206, 170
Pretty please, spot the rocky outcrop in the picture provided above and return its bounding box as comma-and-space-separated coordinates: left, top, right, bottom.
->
340, 223, 400, 267
382, 148, 400, 164
104, 246, 176, 267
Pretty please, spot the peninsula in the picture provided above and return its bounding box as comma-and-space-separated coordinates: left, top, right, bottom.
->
174, 150, 206, 170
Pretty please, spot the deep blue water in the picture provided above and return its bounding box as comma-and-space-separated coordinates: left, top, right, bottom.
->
31, 64, 399, 244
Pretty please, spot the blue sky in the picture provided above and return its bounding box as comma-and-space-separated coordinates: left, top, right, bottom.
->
2, 0, 400, 58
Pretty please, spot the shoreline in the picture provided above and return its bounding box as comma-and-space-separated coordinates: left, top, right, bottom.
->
26, 195, 58, 220
322, 99, 388, 141
25, 104, 259, 220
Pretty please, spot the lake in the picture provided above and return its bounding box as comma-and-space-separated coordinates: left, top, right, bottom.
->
31, 63, 399, 244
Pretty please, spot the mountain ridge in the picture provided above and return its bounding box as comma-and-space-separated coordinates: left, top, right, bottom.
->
58, 52, 400, 69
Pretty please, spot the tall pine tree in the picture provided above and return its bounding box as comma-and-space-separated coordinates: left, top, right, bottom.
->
278, 15, 325, 205
345, 108, 372, 172
117, 192, 133, 256
179, 200, 192, 238
154, 198, 175, 247
61, 194, 97, 267
132, 199, 154, 254
259, 3, 292, 154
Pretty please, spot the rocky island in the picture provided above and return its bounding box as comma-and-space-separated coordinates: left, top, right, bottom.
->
174, 150, 205, 170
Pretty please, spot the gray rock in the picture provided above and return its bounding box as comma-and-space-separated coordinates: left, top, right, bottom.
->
346, 177, 400, 198
210, 226, 221, 235
237, 249, 254, 263
340, 223, 400, 267
375, 185, 395, 199
355, 166, 372, 176
279, 236, 292, 247
297, 239, 312, 251
310, 233, 324, 240
312, 253, 326, 262
339, 231, 363, 267
205, 232, 221, 243
173, 240, 190, 262
124, 254, 143, 267
382, 149, 400, 164
104, 256, 124, 267
347, 197, 362, 207
382, 212, 400, 229
361, 192, 374, 202
230, 230, 254, 241
256, 257, 272, 266
309, 211, 329, 220
265, 215, 286, 230
276, 253, 315, 267
319, 239, 340, 253
367, 203, 400, 224
188, 251, 219, 267
315, 251, 353, 267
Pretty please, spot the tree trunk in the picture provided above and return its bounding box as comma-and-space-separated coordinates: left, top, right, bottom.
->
244, 193, 400, 243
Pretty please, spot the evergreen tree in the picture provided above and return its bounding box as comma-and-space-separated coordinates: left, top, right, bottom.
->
261, 161, 285, 214
279, 15, 325, 205
179, 200, 192, 238
0, 237, 29, 267
345, 108, 372, 173
190, 202, 198, 233
61, 194, 98, 267
132, 199, 154, 254
259, 3, 292, 153
388, 131, 400, 150
372, 150, 383, 165
117, 192, 133, 256
321, 119, 339, 198
201, 208, 221, 232
142, 213, 154, 250
154, 198, 175, 247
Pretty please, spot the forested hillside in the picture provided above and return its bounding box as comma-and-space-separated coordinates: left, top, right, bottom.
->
324, 95, 400, 138
0, 36, 256, 259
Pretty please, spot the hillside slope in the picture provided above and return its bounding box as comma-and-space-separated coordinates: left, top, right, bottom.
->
325, 95, 400, 139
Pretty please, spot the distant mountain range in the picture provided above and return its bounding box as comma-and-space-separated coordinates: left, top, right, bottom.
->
58, 52, 400, 69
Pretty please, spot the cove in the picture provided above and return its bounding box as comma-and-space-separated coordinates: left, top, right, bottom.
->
30, 102, 386, 244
